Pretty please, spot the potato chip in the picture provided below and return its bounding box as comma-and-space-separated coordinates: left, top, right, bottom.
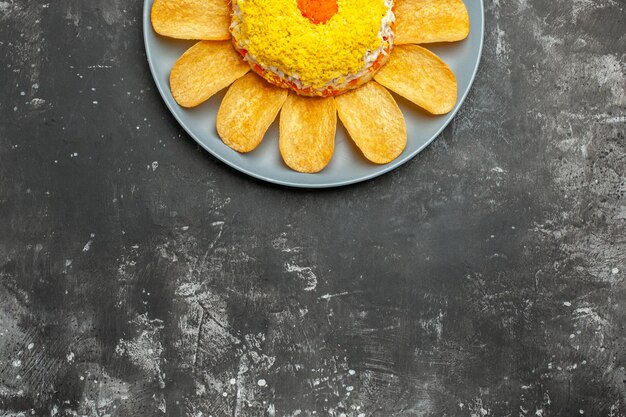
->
395, 0, 470, 45
151, 0, 231, 40
279, 94, 336, 173
170, 41, 250, 108
335, 82, 406, 164
374, 45, 457, 115
217, 73, 288, 153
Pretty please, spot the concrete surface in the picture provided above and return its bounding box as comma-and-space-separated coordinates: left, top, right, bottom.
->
0, 0, 624, 416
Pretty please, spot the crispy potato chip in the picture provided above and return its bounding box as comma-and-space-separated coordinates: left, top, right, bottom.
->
279, 94, 336, 173
335, 82, 407, 164
395, 0, 470, 44
170, 41, 250, 108
217, 73, 288, 153
374, 45, 457, 115
151, 0, 231, 40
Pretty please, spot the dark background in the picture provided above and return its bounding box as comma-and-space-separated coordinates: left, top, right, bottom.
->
1, 0, 625, 416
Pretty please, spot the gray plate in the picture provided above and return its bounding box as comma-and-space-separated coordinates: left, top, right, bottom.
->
143, 0, 484, 188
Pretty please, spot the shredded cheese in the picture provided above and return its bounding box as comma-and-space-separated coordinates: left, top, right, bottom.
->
231, 0, 391, 90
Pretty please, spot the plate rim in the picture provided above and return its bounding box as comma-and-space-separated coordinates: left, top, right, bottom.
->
143, 0, 484, 189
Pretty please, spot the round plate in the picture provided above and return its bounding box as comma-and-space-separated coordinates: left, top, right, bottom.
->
143, 0, 484, 188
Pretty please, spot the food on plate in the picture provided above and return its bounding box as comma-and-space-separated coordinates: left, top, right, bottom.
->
279, 94, 337, 173
217, 73, 288, 153
335, 81, 406, 164
151, 0, 231, 40
151, 0, 470, 173
230, 0, 395, 97
394, 0, 470, 44
169, 40, 250, 108
374, 45, 457, 115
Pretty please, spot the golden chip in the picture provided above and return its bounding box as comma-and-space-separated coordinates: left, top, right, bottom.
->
217, 73, 288, 153
335, 82, 406, 164
279, 94, 336, 173
151, 0, 231, 40
374, 45, 457, 115
170, 41, 250, 108
395, 0, 470, 45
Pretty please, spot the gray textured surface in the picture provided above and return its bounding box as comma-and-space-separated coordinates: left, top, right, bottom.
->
0, 0, 625, 416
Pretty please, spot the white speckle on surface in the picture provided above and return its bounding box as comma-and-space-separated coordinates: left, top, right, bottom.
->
229, 378, 236, 385
319, 291, 351, 300
82, 240, 93, 252
11, 359, 21, 367
612, 268, 619, 274
572, 0, 619, 19
563, 301, 571, 307
348, 369, 356, 375
573, 307, 610, 328
157, 394, 167, 413
115, 313, 166, 388
257, 379, 267, 387
151, 161, 159, 171
27, 343, 34, 350
66, 351, 74, 362
285, 263, 317, 291
29, 98, 45, 107
271, 233, 302, 253
346, 386, 354, 392
495, 23, 510, 63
